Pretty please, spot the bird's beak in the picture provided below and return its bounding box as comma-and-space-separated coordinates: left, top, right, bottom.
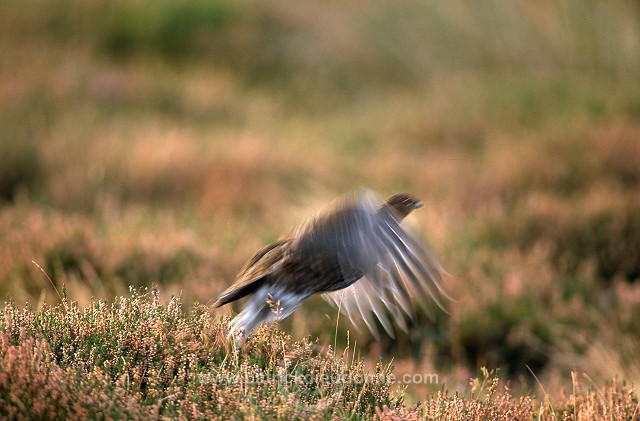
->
414, 201, 424, 209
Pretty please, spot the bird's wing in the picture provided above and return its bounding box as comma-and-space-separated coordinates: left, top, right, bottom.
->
322, 191, 449, 338
293, 189, 385, 269
236, 239, 291, 280
209, 239, 291, 307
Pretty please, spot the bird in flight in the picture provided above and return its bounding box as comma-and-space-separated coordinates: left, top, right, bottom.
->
211, 189, 448, 339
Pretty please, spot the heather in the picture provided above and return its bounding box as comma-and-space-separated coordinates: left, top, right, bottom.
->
0, 289, 400, 419
1, 291, 639, 419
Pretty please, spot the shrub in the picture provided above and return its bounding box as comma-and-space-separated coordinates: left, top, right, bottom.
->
102, 0, 236, 60
0, 289, 400, 419
0, 137, 40, 203
485, 197, 640, 283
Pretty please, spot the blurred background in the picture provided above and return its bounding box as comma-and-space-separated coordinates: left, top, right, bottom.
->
1, 0, 640, 400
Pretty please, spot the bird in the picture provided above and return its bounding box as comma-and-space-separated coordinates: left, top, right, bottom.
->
210, 188, 448, 339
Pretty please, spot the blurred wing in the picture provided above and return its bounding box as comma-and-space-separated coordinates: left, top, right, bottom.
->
374, 212, 450, 316
209, 239, 290, 307
323, 272, 407, 340
323, 204, 449, 338
294, 189, 387, 270
235, 239, 291, 281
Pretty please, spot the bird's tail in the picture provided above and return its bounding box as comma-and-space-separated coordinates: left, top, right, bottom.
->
210, 239, 291, 308
209, 275, 266, 308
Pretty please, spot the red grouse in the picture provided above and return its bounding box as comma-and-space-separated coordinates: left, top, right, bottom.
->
211, 189, 448, 339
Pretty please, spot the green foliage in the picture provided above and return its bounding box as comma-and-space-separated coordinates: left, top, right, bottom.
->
113, 248, 203, 287
103, 0, 236, 59
455, 300, 550, 377
0, 290, 398, 419
482, 198, 640, 283
0, 141, 40, 202
1, 292, 639, 419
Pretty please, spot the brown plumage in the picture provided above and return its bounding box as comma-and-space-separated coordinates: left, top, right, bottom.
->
211, 189, 448, 339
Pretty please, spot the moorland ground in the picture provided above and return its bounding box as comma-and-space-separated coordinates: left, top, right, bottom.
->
1, 1, 640, 418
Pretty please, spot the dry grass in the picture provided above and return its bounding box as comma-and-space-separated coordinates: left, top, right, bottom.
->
0, 290, 399, 419
1, 0, 640, 418
1, 292, 638, 419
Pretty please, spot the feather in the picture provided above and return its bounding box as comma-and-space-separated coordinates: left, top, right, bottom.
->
210, 188, 449, 338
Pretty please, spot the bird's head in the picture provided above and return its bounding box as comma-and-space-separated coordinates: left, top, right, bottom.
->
385, 193, 423, 220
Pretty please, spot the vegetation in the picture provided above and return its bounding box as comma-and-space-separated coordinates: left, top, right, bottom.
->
1, 0, 640, 418
1, 291, 639, 419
